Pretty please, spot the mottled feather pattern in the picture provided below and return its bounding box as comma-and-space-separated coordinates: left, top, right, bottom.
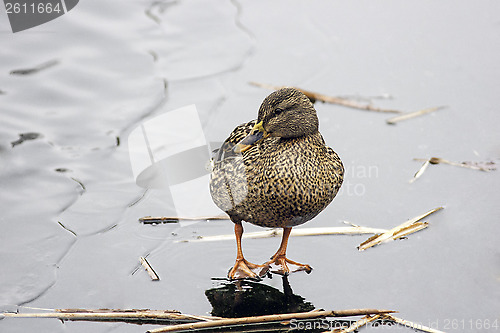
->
210, 122, 344, 228
213, 120, 256, 164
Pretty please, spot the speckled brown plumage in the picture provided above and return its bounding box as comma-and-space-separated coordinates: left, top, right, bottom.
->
209, 87, 344, 279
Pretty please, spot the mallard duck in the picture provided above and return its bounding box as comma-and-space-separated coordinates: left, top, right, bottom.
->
210, 87, 344, 280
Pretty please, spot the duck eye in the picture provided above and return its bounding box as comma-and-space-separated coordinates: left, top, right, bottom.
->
274, 108, 284, 115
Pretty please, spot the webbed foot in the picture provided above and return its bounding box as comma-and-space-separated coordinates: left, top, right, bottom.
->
228, 258, 269, 280
265, 255, 312, 276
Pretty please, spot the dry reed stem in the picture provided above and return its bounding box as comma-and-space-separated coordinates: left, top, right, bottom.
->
140, 257, 160, 281
358, 207, 443, 251
147, 309, 395, 333
411, 157, 496, 182
139, 216, 229, 224
414, 157, 496, 172
410, 160, 431, 183
391, 222, 429, 240
249, 82, 401, 113
176, 226, 389, 243
1, 309, 201, 323
386, 106, 446, 124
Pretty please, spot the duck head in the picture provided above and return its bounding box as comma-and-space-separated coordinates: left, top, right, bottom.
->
235, 88, 319, 153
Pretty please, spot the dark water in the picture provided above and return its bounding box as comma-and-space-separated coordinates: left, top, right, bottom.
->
1, 1, 499, 332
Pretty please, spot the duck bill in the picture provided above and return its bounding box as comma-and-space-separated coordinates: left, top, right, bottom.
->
234, 121, 269, 153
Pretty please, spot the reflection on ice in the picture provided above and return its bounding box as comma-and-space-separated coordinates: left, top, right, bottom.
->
205, 276, 314, 318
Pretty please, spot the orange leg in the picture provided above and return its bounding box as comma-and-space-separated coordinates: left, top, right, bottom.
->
264, 227, 312, 276
228, 223, 268, 280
